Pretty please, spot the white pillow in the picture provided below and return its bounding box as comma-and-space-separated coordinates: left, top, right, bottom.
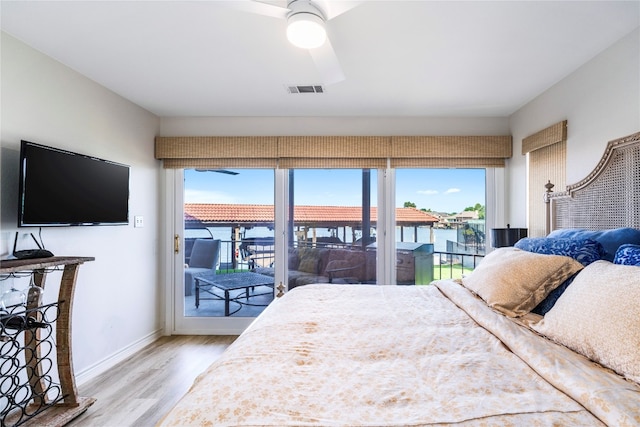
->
533, 260, 640, 384
462, 247, 583, 317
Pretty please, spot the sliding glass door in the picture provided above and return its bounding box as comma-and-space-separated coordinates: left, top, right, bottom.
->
172, 168, 275, 334
169, 166, 492, 334
286, 169, 378, 290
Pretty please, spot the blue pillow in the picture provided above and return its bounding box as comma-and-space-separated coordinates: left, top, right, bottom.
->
514, 237, 603, 266
531, 275, 576, 316
613, 244, 640, 266
547, 228, 640, 261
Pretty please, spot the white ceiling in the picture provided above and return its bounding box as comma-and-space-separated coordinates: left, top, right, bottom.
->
1, 1, 639, 118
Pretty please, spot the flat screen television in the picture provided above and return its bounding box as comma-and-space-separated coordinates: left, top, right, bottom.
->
18, 140, 130, 227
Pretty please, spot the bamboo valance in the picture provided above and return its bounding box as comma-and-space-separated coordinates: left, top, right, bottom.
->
522, 120, 567, 154
391, 157, 507, 168
278, 136, 390, 158
390, 135, 512, 168
155, 136, 278, 159
155, 135, 512, 169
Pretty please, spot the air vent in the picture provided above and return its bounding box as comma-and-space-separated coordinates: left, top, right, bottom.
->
287, 85, 325, 94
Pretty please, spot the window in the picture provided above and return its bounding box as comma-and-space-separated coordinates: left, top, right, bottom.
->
287, 169, 378, 289
396, 169, 486, 281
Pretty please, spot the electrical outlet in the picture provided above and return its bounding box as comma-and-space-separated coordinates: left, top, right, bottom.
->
134, 216, 144, 228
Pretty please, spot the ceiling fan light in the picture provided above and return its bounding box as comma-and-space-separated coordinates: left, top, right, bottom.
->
287, 12, 326, 49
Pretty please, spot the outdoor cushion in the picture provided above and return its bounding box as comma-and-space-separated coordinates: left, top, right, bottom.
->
298, 256, 319, 274
323, 249, 367, 281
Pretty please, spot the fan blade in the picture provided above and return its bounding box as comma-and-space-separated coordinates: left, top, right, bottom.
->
309, 37, 345, 85
195, 169, 240, 175
317, 0, 362, 20
224, 0, 289, 19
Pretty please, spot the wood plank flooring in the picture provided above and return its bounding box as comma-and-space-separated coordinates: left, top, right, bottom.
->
67, 335, 237, 427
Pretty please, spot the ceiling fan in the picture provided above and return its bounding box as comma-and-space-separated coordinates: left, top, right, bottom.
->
228, 0, 361, 85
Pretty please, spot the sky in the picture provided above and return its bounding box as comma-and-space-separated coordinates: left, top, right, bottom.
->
184, 168, 485, 214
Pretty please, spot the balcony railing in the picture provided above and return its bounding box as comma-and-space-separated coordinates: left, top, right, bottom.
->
433, 251, 484, 280
185, 238, 484, 283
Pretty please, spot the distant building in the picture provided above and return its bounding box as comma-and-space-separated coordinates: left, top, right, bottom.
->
444, 210, 480, 226
429, 211, 450, 228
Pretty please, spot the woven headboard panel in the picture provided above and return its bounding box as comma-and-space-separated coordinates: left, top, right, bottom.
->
547, 131, 640, 232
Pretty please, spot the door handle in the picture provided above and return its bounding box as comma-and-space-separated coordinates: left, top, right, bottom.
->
174, 234, 180, 254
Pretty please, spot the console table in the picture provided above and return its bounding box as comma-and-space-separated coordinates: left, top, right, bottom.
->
0, 256, 95, 427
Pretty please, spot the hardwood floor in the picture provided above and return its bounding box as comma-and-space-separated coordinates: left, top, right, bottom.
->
68, 335, 237, 427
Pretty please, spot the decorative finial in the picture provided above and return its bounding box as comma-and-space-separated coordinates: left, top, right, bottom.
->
544, 180, 555, 203
545, 180, 554, 193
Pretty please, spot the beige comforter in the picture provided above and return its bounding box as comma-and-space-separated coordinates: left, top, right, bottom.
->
159, 281, 640, 426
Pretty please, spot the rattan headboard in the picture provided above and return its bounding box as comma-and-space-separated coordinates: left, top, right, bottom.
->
546, 131, 640, 234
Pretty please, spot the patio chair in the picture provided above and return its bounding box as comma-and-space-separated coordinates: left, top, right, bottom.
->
325, 259, 366, 283
239, 237, 275, 269
185, 239, 220, 296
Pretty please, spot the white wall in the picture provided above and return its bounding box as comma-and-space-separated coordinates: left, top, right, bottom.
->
160, 116, 510, 137
508, 27, 640, 226
0, 33, 162, 381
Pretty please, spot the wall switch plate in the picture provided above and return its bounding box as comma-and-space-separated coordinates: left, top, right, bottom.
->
134, 216, 144, 228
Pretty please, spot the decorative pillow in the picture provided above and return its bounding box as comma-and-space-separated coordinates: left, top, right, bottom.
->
297, 256, 319, 274
514, 237, 604, 315
533, 261, 640, 384
613, 244, 640, 266
547, 227, 640, 261
461, 247, 583, 317
514, 237, 603, 266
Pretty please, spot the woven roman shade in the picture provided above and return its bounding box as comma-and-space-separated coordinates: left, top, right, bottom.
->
279, 158, 388, 168
155, 135, 512, 169
522, 121, 567, 155
278, 136, 389, 169
162, 158, 278, 169
523, 121, 567, 237
155, 136, 278, 168
393, 158, 506, 168
391, 136, 512, 168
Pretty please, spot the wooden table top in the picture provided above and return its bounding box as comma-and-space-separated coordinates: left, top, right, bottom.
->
0, 256, 95, 274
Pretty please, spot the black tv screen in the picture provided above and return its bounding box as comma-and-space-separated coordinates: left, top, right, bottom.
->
18, 140, 130, 226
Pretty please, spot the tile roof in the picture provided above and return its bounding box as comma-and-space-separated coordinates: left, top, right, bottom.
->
184, 204, 438, 228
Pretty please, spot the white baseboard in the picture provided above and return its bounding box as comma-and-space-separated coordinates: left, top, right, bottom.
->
75, 328, 164, 387
171, 327, 243, 335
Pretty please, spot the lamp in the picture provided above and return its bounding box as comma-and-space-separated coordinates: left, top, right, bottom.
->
286, 6, 326, 49
491, 224, 528, 248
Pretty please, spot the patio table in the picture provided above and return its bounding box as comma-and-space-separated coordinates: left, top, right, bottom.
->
194, 271, 274, 316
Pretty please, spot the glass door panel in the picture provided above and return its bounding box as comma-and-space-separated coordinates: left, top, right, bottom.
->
395, 169, 486, 283
286, 169, 378, 290
181, 168, 275, 318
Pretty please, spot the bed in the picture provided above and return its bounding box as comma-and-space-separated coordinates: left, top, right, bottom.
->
159, 131, 640, 427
